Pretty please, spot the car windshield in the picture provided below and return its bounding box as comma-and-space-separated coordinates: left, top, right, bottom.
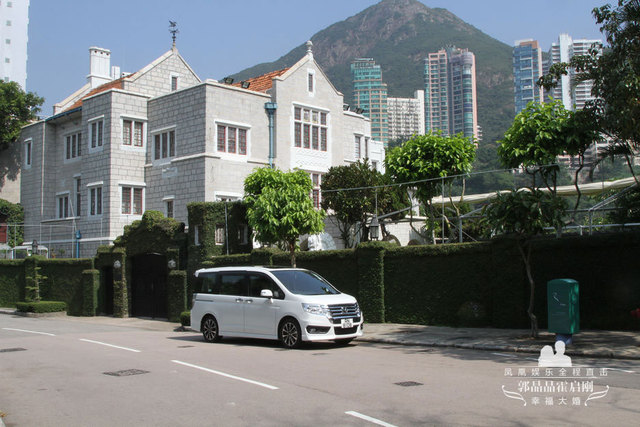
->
271, 270, 340, 295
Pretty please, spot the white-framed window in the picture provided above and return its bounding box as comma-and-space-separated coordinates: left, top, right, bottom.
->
216, 124, 248, 155
89, 118, 104, 150
121, 186, 144, 215
307, 70, 315, 94
153, 128, 176, 161
122, 118, 145, 147
166, 200, 174, 218
57, 193, 70, 219
24, 139, 32, 168
355, 135, 362, 159
215, 224, 225, 245
88, 185, 103, 216
163, 195, 175, 218
65, 132, 82, 160
294, 106, 327, 151
310, 173, 322, 209
170, 73, 179, 92
75, 177, 82, 217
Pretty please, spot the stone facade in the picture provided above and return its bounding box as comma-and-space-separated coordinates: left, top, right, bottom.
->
19, 43, 384, 257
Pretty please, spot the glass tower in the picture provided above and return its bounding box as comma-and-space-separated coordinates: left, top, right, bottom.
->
513, 39, 543, 114
351, 58, 388, 144
423, 47, 477, 140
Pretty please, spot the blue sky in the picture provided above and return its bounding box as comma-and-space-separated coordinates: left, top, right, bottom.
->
26, 0, 606, 116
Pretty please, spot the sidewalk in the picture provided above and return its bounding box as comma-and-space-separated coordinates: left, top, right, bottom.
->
2, 308, 639, 359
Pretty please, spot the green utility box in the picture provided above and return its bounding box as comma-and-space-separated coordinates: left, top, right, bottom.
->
547, 279, 580, 334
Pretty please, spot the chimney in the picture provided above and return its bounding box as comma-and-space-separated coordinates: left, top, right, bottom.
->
87, 47, 112, 88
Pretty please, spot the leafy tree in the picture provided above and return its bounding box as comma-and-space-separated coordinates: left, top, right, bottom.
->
0, 81, 43, 151
483, 190, 567, 338
321, 160, 406, 248
385, 132, 476, 243
539, 0, 640, 181
498, 100, 598, 212
244, 168, 325, 267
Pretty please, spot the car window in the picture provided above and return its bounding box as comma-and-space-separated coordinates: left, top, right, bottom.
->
219, 274, 247, 296
248, 273, 284, 299
197, 273, 219, 294
271, 270, 340, 295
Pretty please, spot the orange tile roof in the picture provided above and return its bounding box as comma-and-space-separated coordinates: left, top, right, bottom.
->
64, 78, 126, 112
231, 67, 290, 93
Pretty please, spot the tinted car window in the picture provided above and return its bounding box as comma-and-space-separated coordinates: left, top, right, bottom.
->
272, 270, 340, 295
197, 273, 219, 294
248, 273, 284, 299
219, 274, 247, 296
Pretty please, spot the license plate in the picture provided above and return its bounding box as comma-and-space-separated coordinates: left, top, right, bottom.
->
341, 318, 353, 328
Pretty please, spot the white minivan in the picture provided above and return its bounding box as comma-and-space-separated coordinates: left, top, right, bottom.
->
190, 266, 363, 348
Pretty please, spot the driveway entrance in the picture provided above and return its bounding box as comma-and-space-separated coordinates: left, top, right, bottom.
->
131, 253, 168, 318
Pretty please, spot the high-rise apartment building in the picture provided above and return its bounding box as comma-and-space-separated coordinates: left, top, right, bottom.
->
351, 58, 388, 144
0, 0, 30, 89
549, 33, 601, 111
513, 39, 543, 113
423, 46, 478, 140
387, 90, 425, 141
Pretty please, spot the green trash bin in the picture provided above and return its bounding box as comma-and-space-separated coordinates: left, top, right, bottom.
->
547, 279, 579, 334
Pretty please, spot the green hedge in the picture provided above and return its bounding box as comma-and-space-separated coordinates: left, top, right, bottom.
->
16, 300, 67, 313
384, 242, 493, 326
180, 310, 191, 327
0, 260, 24, 306
82, 269, 99, 316
39, 259, 94, 316
168, 270, 187, 322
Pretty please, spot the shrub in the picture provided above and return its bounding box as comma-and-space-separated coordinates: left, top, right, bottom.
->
16, 301, 67, 313
180, 310, 191, 327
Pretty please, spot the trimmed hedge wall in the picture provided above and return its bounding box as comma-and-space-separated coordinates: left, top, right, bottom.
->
384, 242, 494, 326
16, 301, 67, 313
82, 269, 99, 316
0, 260, 24, 306
39, 259, 94, 316
168, 270, 187, 322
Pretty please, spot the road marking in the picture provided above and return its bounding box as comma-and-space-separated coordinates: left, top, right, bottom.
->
2, 327, 55, 336
79, 339, 141, 353
604, 367, 636, 374
171, 360, 279, 390
346, 411, 397, 427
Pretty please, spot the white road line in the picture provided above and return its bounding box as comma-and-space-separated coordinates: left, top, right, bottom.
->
346, 411, 397, 427
171, 360, 279, 390
604, 367, 636, 374
492, 352, 516, 358
2, 327, 56, 336
79, 339, 141, 353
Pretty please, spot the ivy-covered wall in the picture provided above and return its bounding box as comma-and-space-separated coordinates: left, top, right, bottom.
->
0, 198, 24, 247
0, 260, 24, 306
194, 233, 640, 331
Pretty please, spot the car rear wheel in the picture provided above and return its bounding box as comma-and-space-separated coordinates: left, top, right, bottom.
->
279, 318, 302, 349
202, 315, 221, 343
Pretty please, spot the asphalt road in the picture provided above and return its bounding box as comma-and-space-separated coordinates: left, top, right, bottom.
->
1, 316, 639, 426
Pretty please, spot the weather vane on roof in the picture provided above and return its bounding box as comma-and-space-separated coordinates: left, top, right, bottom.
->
169, 20, 179, 48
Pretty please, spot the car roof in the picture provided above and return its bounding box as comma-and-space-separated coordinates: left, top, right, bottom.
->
194, 266, 304, 276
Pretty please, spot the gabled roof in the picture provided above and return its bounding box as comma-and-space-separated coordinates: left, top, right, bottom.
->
64, 78, 125, 112
231, 68, 290, 93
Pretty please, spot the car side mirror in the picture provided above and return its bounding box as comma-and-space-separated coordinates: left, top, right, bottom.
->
260, 289, 274, 299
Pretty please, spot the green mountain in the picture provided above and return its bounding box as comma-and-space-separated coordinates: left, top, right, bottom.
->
231, 0, 515, 146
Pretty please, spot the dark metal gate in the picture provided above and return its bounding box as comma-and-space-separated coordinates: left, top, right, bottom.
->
131, 253, 168, 319
101, 266, 114, 315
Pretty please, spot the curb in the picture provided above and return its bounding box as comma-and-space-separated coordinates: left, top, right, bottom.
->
358, 337, 640, 361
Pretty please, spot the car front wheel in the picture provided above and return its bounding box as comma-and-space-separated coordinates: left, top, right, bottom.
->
279, 318, 302, 349
202, 315, 221, 343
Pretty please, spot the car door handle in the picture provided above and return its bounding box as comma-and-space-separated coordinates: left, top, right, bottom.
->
235, 298, 243, 303
245, 299, 253, 304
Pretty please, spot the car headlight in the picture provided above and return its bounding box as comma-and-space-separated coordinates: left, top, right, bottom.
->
302, 303, 330, 317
